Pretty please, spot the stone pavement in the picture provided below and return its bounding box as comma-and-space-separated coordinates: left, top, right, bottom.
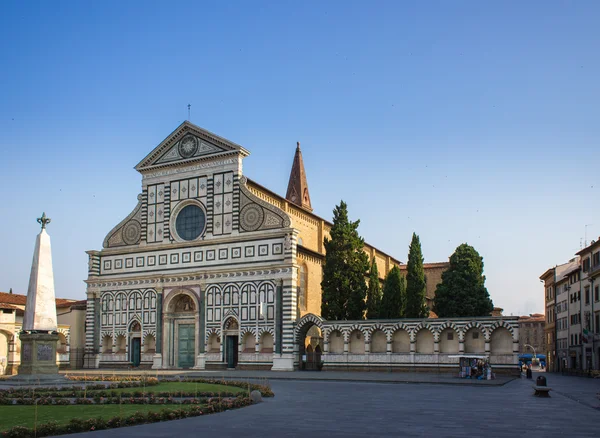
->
61, 371, 599, 438
62, 369, 514, 386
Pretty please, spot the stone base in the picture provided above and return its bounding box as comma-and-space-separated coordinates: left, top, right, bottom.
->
271, 355, 294, 371
17, 332, 59, 375
4, 373, 71, 387
192, 353, 206, 370
152, 353, 163, 370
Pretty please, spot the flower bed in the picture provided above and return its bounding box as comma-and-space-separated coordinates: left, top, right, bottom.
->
66, 376, 274, 397
1, 397, 252, 438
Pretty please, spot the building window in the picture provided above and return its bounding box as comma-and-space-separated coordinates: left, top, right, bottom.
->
595, 313, 600, 333
585, 287, 590, 305
298, 264, 307, 310
595, 285, 599, 302
593, 251, 600, 267
174, 204, 206, 241
583, 258, 590, 272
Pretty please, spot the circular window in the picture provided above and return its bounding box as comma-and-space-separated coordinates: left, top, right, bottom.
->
175, 204, 205, 241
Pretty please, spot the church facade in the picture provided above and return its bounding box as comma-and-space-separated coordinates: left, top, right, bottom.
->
84, 122, 519, 372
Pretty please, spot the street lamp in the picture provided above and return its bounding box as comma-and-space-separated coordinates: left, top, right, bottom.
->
525, 344, 537, 365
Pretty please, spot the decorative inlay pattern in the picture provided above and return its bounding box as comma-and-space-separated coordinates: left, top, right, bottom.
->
240, 204, 264, 231
178, 134, 198, 158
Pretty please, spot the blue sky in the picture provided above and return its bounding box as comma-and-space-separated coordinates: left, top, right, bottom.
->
1, 1, 599, 316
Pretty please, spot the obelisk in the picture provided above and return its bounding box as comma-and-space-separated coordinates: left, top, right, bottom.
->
17, 213, 61, 377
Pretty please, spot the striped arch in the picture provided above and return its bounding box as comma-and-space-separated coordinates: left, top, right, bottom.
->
389, 322, 411, 342
390, 322, 411, 333
489, 320, 516, 340
205, 326, 221, 342
294, 313, 324, 344
240, 326, 256, 338
57, 327, 70, 343
347, 324, 368, 340
324, 324, 346, 344
258, 327, 275, 346
142, 329, 156, 339
434, 321, 459, 342
411, 322, 436, 343
114, 329, 127, 337
367, 324, 391, 343
462, 321, 489, 341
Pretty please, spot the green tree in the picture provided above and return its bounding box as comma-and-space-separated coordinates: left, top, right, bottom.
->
433, 243, 494, 317
379, 266, 406, 318
405, 233, 428, 318
366, 258, 382, 319
321, 200, 369, 320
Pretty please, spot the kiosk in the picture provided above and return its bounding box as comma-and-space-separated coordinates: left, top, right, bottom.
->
450, 355, 493, 380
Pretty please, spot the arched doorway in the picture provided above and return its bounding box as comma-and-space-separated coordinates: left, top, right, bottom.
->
223, 317, 239, 369
129, 321, 141, 367
163, 291, 199, 369
295, 314, 324, 371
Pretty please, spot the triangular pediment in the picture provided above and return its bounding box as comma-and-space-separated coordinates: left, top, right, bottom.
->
135, 121, 250, 171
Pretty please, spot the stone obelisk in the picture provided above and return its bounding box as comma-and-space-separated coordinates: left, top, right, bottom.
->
17, 213, 61, 377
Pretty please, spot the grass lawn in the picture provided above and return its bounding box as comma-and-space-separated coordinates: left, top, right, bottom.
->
0, 404, 201, 431
88, 381, 245, 395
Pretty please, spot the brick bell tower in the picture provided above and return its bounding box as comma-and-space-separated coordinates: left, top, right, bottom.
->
285, 142, 312, 212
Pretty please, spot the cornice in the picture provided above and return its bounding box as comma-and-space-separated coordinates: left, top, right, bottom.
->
86, 265, 293, 289
140, 151, 242, 175
92, 227, 293, 257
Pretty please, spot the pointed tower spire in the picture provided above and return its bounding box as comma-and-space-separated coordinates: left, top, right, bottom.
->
286, 142, 313, 212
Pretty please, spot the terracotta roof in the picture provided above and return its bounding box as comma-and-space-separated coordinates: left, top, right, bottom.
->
246, 178, 407, 265
0, 303, 17, 310
56, 299, 87, 309
428, 310, 439, 318
0, 291, 77, 307
398, 262, 450, 269
519, 314, 545, 322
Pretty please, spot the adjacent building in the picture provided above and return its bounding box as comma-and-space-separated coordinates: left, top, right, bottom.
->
541, 238, 600, 372
576, 239, 600, 370
0, 290, 86, 375
518, 313, 545, 357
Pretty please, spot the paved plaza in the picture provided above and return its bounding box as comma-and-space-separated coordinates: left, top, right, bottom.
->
62, 372, 599, 438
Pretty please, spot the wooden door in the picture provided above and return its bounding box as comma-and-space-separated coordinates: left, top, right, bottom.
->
178, 324, 195, 368
226, 336, 238, 369
131, 338, 141, 367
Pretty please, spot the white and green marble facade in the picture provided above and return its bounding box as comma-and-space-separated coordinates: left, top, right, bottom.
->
85, 122, 298, 370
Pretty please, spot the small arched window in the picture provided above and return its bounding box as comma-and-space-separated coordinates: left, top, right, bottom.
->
298, 264, 307, 310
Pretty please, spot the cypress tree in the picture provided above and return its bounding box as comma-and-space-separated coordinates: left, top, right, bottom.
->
366, 258, 382, 319
405, 233, 428, 318
379, 266, 406, 318
321, 201, 369, 320
433, 243, 494, 317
